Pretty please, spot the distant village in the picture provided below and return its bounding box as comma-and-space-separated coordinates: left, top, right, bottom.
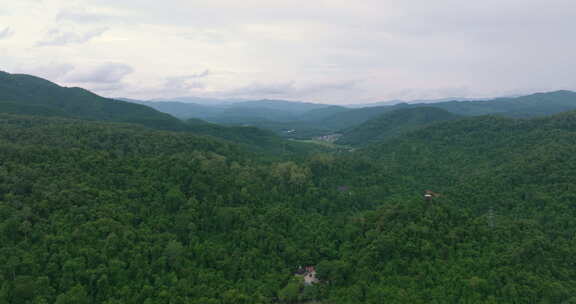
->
312, 134, 341, 143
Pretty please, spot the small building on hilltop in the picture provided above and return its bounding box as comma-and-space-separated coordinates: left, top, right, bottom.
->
295, 266, 319, 285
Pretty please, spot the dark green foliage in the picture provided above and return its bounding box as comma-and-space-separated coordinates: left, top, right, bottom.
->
0, 71, 188, 131
431, 90, 576, 117
3, 103, 576, 303
319, 103, 411, 130
0, 100, 71, 117
298, 105, 350, 122
320, 91, 576, 132
0, 114, 356, 303
0, 72, 328, 156
132, 99, 348, 138
337, 107, 462, 146
184, 118, 331, 155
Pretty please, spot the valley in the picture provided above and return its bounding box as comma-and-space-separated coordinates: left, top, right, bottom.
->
1, 72, 576, 303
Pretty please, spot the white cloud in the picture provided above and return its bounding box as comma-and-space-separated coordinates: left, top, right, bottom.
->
36, 27, 108, 46
163, 71, 210, 91
207, 79, 361, 101
63, 63, 134, 83
13, 62, 75, 80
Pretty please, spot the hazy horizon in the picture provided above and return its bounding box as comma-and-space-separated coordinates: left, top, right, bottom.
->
2, 0, 575, 104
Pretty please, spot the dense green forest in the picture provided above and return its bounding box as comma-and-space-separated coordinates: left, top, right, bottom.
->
3, 73, 576, 303
3, 109, 576, 303
336, 107, 462, 146
0, 72, 188, 132
0, 71, 326, 155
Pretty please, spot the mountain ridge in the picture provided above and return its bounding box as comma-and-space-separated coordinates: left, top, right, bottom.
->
0, 71, 189, 131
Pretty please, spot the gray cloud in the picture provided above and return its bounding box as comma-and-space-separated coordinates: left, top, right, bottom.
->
298, 80, 359, 96
36, 27, 108, 46
15, 63, 75, 80
163, 70, 210, 92
217, 80, 360, 100
190, 70, 210, 78
8, 0, 576, 103
83, 82, 127, 92
0, 27, 14, 39
230, 82, 295, 96
63, 63, 134, 84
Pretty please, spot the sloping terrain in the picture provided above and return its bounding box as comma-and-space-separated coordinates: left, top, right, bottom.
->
0, 72, 327, 155
3, 72, 576, 303
336, 107, 462, 146
3, 110, 576, 303
318, 91, 576, 132
0, 71, 188, 131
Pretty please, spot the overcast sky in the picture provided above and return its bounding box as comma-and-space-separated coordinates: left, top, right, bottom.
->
1, 0, 575, 104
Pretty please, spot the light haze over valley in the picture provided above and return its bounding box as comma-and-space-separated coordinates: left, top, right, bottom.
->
2, 1, 576, 303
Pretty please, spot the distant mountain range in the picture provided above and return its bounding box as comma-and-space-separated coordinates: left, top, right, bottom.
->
150, 96, 245, 105
3, 70, 576, 147
126, 91, 576, 141
128, 98, 340, 121
346, 96, 493, 108
0, 71, 327, 154
332, 91, 576, 145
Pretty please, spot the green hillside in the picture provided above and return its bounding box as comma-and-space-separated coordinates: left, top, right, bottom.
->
129, 100, 221, 120
318, 104, 411, 130
3, 110, 576, 303
121, 91, 576, 139
318, 91, 576, 133
4, 86, 576, 302
125, 99, 345, 138
0, 71, 188, 131
299, 105, 350, 122
129, 98, 336, 123
336, 107, 462, 146
184, 118, 330, 155
430, 90, 576, 117
0, 72, 329, 155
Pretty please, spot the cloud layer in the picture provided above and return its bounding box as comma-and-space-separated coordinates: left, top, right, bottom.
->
36, 27, 108, 46
63, 63, 133, 83
1, 0, 575, 103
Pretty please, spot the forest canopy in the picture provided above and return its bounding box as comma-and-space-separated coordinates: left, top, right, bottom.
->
2, 110, 576, 303
2, 72, 576, 303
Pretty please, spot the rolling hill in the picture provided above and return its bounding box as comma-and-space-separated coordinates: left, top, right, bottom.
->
0, 72, 331, 154
318, 91, 576, 132
336, 107, 462, 146
4, 106, 576, 302
130, 98, 337, 122
124, 91, 576, 141
0, 71, 189, 131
